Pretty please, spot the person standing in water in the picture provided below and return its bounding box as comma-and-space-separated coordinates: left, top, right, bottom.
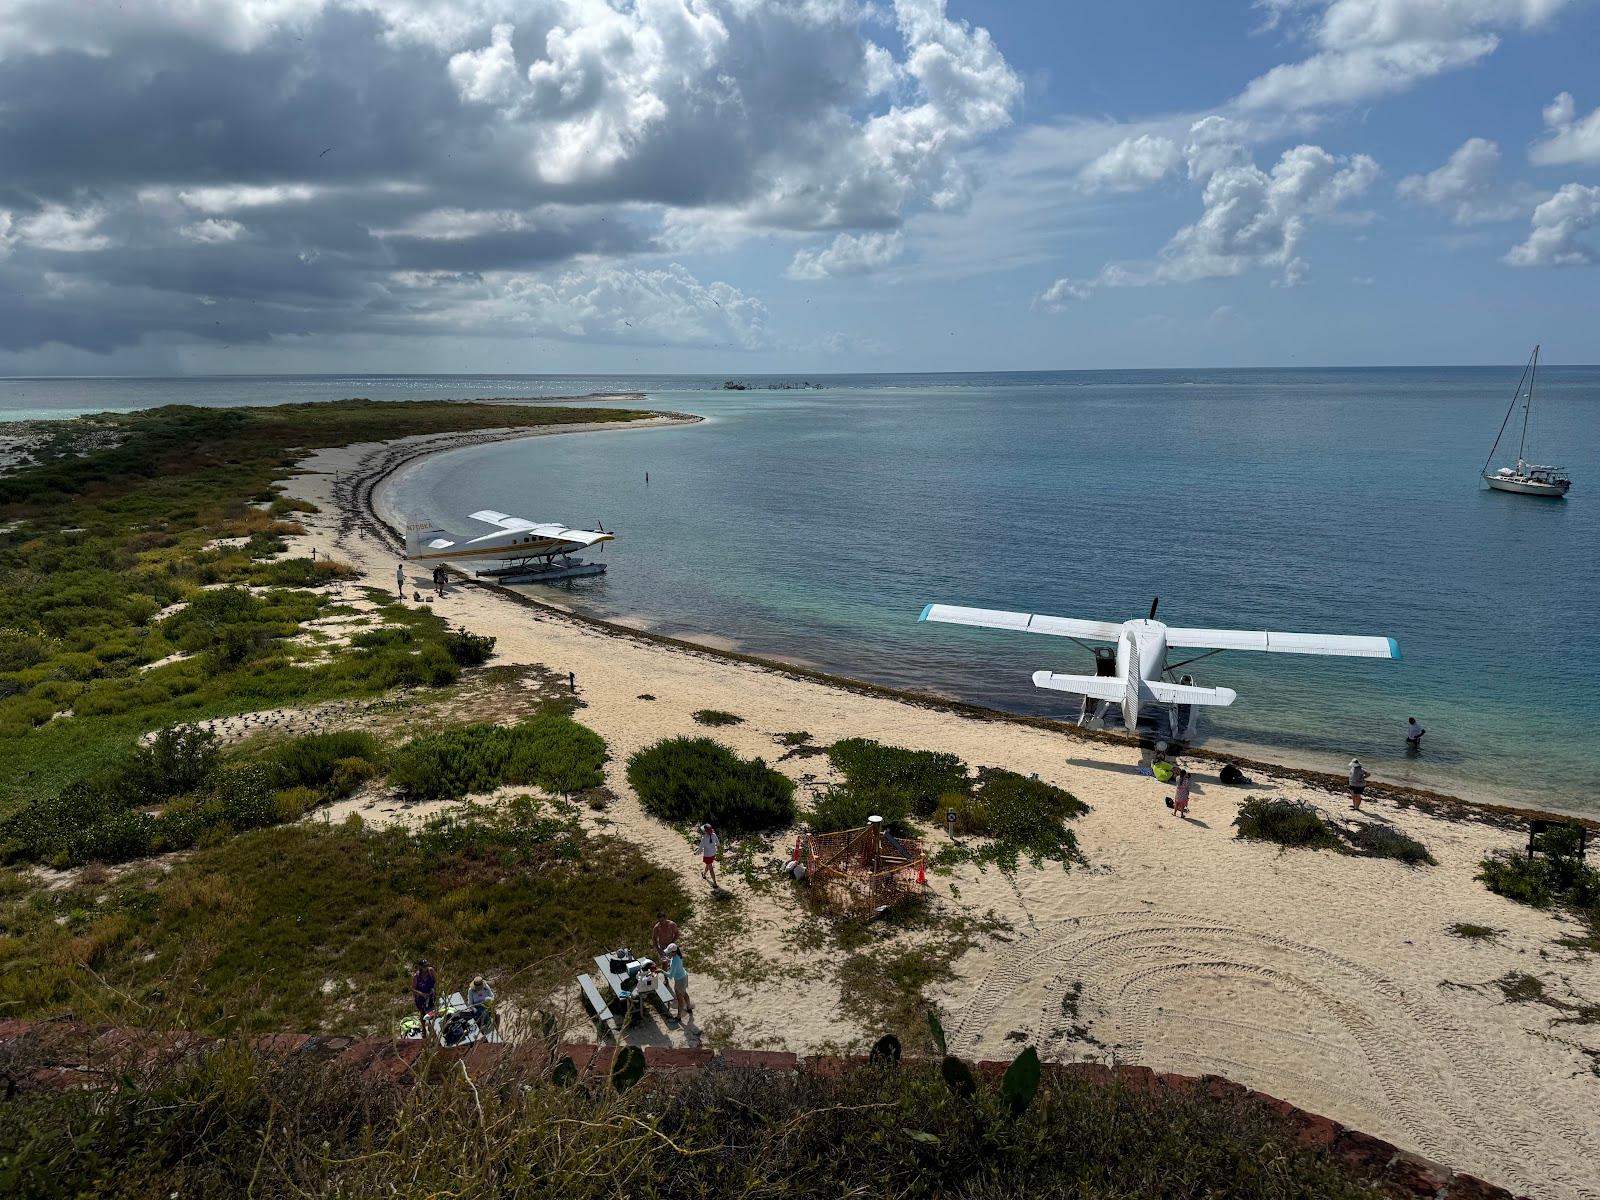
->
1348, 759, 1369, 809
1405, 717, 1426, 749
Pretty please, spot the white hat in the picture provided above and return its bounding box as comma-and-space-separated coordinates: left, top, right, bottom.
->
664, 942, 679, 956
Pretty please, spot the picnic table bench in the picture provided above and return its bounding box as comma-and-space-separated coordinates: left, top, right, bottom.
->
576, 973, 621, 1039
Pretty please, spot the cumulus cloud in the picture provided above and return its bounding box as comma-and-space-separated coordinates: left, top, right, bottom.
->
1530, 92, 1600, 166
1236, 0, 1575, 112
0, 204, 111, 252
1034, 276, 1091, 310
787, 231, 905, 280
1045, 125, 1379, 300
0, 0, 1019, 356
181, 218, 249, 244
1503, 183, 1600, 266
1077, 135, 1181, 193
1397, 137, 1518, 223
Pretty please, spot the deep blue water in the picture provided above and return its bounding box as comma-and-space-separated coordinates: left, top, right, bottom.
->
8, 370, 1598, 812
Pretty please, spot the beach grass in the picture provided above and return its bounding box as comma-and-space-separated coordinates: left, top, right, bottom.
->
0, 400, 651, 823
690, 708, 743, 726
0, 1040, 1393, 1200
0, 795, 687, 1034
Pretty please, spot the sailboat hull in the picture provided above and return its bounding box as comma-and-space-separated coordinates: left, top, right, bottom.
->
1484, 474, 1570, 497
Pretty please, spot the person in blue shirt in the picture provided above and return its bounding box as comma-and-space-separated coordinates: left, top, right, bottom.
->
664, 942, 693, 1025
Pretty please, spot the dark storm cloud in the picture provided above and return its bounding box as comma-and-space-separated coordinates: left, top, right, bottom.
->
0, 1, 1020, 355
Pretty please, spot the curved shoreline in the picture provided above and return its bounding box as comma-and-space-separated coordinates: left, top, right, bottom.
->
347, 418, 1579, 833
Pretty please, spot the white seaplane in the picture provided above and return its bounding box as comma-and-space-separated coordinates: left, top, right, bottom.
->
919, 597, 1399, 740
404, 510, 614, 583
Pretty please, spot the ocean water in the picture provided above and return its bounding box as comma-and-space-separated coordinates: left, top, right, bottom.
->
9, 370, 1598, 813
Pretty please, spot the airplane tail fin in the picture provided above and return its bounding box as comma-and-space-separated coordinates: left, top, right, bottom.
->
1031, 671, 1125, 700
404, 519, 452, 559
1145, 680, 1237, 707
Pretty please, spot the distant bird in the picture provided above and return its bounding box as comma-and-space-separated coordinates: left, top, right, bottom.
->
319, 147, 334, 157
624, 320, 632, 327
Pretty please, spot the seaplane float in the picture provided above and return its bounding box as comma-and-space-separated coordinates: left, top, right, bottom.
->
918, 597, 1399, 742
404, 509, 614, 583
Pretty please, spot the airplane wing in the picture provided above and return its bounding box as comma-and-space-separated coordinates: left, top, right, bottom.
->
921, 604, 1124, 642
1164, 628, 1399, 659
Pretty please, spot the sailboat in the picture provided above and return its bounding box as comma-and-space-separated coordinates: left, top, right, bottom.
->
1482, 345, 1571, 498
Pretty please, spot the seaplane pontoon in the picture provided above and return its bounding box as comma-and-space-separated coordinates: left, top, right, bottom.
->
405, 510, 614, 583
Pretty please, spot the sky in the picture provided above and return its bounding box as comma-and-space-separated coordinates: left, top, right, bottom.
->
1, 0, 1598, 375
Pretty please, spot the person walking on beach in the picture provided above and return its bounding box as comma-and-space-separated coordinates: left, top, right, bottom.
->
411, 959, 437, 1025
395, 562, 406, 599
1348, 759, 1369, 810
1172, 767, 1193, 819
1405, 717, 1426, 749
652, 909, 680, 961
698, 823, 720, 888
433, 565, 446, 597
664, 942, 693, 1024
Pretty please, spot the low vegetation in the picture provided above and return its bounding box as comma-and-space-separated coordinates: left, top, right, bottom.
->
1478, 828, 1600, 933
1234, 798, 1345, 851
0, 399, 648, 822
826, 738, 968, 820
813, 743, 1087, 872
1339, 822, 1435, 865
0, 1043, 1395, 1199
0, 724, 384, 868
1446, 922, 1501, 941
691, 708, 743, 727
934, 770, 1089, 871
387, 711, 606, 801
1234, 798, 1433, 865
0, 796, 687, 1034
627, 736, 795, 832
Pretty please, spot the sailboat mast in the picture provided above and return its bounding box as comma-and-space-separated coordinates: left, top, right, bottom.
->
1515, 344, 1539, 467
1482, 346, 1536, 477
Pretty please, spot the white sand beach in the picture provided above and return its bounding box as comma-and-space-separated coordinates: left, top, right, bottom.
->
277, 421, 1600, 1200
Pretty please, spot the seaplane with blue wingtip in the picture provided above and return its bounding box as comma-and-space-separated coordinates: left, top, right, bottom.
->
405, 510, 615, 583
918, 597, 1399, 741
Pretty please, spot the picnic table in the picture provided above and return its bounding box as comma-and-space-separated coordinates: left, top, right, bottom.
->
593, 953, 675, 1011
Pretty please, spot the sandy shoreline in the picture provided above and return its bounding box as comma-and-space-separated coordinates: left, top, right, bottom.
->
280, 418, 1600, 1199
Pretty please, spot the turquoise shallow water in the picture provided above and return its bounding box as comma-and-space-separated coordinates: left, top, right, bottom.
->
379, 369, 1600, 814
8, 369, 1597, 813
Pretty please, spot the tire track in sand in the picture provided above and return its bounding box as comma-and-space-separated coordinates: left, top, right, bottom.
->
950, 910, 1600, 1200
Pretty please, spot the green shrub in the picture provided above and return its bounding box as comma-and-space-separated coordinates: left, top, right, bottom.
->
827, 738, 968, 818
692, 709, 743, 727
389, 713, 606, 801
1340, 822, 1434, 865
443, 628, 496, 667
627, 736, 795, 832
808, 785, 911, 836
261, 730, 382, 795
1478, 851, 1557, 907
934, 770, 1088, 871
203, 765, 281, 833
127, 723, 221, 802
1233, 798, 1343, 851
